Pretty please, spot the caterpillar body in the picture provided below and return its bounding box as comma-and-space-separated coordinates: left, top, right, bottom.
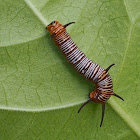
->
46, 21, 124, 127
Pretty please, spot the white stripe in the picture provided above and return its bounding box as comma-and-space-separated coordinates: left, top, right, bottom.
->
71, 53, 84, 64
91, 65, 99, 79
93, 67, 103, 80
85, 63, 96, 78
78, 58, 89, 72
76, 57, 87, 69
67, 48, 78, 58
65, 45, 76, 54
63, 43, 75, 53
61, 38, 72, 48
67, 49, 80, 60
69, 49, 81, 61
61, 39, 73, 50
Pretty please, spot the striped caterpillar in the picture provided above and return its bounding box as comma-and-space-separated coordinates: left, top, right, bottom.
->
46, 21, 124, 127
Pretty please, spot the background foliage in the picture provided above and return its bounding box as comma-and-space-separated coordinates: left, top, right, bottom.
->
0, 0, 140, 139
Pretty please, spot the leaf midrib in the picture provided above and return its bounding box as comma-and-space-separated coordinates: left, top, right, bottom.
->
110, 0, 140, 138
24, 0, 48, 26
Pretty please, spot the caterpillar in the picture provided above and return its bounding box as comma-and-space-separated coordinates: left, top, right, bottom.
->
46, 21, 124, 127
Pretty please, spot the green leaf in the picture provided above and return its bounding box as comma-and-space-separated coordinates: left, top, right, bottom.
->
0, 0, 140, 139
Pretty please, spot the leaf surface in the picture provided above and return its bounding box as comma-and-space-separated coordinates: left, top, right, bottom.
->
0, 0, 140, 139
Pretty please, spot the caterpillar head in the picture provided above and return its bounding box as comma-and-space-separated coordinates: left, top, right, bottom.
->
46, 21, 59, 31
46, 21, 75, 38
78, 64, 124, 127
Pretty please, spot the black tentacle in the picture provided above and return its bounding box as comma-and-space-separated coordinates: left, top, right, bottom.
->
100, 103, 105, 127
